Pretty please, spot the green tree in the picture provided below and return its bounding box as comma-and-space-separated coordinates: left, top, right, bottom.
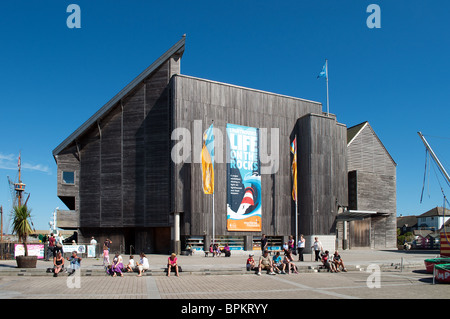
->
11, 205, 33, 256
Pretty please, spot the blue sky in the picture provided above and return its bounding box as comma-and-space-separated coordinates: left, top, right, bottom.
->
1, 1, 450, 231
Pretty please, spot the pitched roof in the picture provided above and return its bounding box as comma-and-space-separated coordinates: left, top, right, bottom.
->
52, 36, 186, 157
397, 215, 418, 228
347, 121, 397, 166
419, 206, 450, 217
347, 121, 368, 145
413, 229, 433, 237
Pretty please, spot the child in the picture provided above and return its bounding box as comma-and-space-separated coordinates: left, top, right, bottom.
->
246, 254, 256, 271
126, 255, 136, 272
103, 245, 110, 268
106, 264, 113, 276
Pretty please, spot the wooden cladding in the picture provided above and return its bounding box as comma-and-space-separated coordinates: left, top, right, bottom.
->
172, 75, 348, 237
296, 114, 348, 236
346, 123, 397, 249
348, 123, 396, 175
78, 62, 173, 228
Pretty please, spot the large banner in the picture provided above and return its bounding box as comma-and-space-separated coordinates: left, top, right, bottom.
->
226, 124, 261, 231
63, 244, 86, 255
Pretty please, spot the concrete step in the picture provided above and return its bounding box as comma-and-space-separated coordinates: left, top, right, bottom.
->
0, 263, 423, 276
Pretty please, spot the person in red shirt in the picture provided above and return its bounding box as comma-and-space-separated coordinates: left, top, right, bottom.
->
45, 233, 56, 261
321, 250, 337, 272
246, 254, 256, 271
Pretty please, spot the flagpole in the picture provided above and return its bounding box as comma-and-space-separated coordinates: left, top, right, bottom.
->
326, 59, 329, 116
212, 121, 215, 248
295, 135, 298, 250
295, 195, 298, 252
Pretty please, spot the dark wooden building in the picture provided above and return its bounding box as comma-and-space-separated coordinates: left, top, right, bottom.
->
53, 37, 395, 254
338, 121, 397, 249
53, 37, 185, 253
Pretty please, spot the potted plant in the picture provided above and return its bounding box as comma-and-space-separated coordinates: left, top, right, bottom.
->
11, 205, 37, 268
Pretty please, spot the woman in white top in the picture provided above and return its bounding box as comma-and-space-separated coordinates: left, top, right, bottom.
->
297, 234, 306, 261
311, 237, 324, 262
137, 253, 149, 277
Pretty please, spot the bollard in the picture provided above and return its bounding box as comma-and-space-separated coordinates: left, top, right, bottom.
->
433, 265, 435, 285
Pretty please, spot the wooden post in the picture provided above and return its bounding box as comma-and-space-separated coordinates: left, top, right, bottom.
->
173, 212, 181, 255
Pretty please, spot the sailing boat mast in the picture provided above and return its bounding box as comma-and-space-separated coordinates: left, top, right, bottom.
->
14, 153, 26, 207
418, 132, 450, 184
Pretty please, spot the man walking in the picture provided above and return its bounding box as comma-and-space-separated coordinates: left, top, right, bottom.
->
311, 237, 323, 262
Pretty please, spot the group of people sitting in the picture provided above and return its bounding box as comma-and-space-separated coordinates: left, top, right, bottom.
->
208, 243, 231, 257
52, 251, 82, 277
246, 249, 347, 275
320, 250, 347, 273
104, 252, 150, 277
104, 252, 180, 277
246, 249, 299, 275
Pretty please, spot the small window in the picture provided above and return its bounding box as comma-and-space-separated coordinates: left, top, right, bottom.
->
62, 171, 75, 185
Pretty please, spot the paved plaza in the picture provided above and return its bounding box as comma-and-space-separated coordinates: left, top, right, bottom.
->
0, 269, 447, 300
0, 249, 448, 300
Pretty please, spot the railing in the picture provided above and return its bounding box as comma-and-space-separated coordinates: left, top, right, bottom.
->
1, 242, 141, 260
412, 238, 440, 250
0, 242, 16, 260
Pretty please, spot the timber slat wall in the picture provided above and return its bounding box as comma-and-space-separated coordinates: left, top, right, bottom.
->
56, 148, 80, 211
172, 75, 347, 238
79, 128, 101, 226
122, 83, 145, 227
348, 123, 395, 176
55, 42, 353, 246
76, 61, 173, 228
347, 123, 397, 248
296, 114, 348, 236
100, 104, 122, 227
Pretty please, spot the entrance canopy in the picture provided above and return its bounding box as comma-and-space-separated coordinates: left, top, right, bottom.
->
337, 210, 387, 221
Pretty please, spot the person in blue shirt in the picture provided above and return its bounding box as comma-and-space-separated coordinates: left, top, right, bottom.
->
67, 251, 82, 276
272, 251, 285, 274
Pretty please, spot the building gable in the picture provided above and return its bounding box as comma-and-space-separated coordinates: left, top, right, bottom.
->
53, 36, 185, 157
347, 121, 396, 175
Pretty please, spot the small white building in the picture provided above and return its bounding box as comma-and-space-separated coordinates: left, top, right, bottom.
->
417, 207, 450, 231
